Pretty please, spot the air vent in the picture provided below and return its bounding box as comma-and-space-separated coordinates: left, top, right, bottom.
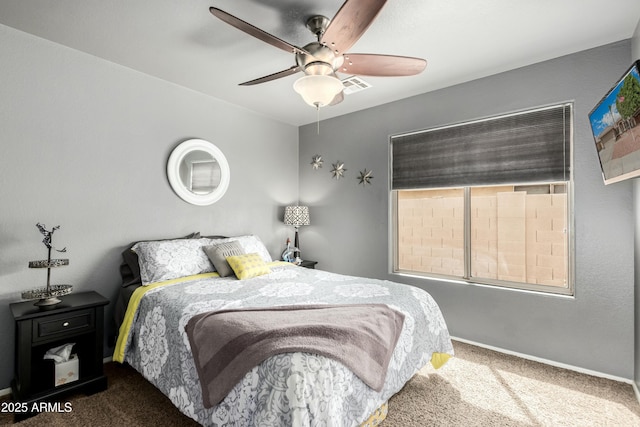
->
341, 76, 372, 95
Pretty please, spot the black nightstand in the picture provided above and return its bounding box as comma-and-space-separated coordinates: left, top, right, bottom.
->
299, 260, 318, 269
10, 291, 109, 420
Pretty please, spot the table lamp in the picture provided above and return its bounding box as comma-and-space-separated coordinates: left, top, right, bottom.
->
284, 205, 310, 261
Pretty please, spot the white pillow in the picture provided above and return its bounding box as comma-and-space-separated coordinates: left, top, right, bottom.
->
132, 238, 215, 285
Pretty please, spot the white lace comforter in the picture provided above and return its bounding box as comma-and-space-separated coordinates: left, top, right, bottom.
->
120, 264, 453, 426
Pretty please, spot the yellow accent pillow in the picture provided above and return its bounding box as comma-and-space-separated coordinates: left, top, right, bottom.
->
226, 252, 272, 280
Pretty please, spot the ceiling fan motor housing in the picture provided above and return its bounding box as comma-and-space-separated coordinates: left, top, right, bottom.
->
296, 42, 344, 75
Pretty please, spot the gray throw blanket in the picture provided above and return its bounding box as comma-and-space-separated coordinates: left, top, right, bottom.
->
185, 303, 405, 408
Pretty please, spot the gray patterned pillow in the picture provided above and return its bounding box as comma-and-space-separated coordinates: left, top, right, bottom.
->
212, 235, 272, 263
203, 241, 245, 277
132, 238, 215, 285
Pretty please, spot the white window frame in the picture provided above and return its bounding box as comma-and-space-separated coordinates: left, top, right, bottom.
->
391, 184, 574, 295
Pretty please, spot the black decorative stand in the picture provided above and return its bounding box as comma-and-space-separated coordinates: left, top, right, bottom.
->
22, 224, 72, 307
23, 259, 72, 307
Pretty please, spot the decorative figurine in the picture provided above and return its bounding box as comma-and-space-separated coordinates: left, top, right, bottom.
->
22, 223, 73, 307
281, 238, 299, 263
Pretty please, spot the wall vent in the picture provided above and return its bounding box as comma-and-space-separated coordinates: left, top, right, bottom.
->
341, 76, 372, 95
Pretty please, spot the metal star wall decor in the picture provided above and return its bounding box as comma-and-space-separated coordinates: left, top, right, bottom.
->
311, 155, 323, 170
358, 169, 373, 186
331, 161, 347, 180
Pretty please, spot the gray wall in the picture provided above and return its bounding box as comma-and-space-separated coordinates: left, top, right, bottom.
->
632, 17, 640, 392
300, 41, 635, 379
0, 24, 299, 389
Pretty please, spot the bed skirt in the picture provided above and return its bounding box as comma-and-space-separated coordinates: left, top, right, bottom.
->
361, 401, 388, 426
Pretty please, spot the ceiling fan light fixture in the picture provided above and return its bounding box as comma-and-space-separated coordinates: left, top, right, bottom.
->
303, 61, 334, 76
293, 74, 343, 108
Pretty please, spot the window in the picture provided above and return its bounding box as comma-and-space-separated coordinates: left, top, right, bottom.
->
391, 104, 573, 295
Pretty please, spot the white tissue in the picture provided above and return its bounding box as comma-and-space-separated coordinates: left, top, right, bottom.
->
43, 343, 75, 363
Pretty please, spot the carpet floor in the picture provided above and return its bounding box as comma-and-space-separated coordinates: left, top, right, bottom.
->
1, 340, 639, 426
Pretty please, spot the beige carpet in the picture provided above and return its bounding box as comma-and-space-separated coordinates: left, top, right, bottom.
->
1, 340, 639, 426
385, 342, 640, 426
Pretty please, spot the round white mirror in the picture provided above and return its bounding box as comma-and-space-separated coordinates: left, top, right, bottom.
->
167, 139, 230, 206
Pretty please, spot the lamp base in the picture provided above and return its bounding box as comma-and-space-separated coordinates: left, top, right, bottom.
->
294, 229, 301, 259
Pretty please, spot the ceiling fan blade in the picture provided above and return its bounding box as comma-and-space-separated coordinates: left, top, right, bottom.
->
210, 7, 309, 56
339, 54, 427, 76
321, 0, 388, 55
239, 65, 301, 86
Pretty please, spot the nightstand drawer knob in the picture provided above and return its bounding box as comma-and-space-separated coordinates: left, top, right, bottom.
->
62, 322, 70, 327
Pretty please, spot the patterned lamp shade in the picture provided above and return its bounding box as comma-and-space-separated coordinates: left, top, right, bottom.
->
284, 205, 310, 227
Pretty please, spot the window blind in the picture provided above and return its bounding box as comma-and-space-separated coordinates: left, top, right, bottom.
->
391, 103, 572, 189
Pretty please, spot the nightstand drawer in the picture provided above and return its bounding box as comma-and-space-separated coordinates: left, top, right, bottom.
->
32, 308, 94, 342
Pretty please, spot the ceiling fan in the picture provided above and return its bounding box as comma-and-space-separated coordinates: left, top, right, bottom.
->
209, 0, 427, 108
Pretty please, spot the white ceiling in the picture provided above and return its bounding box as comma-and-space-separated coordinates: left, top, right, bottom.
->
1, 0, 639, 126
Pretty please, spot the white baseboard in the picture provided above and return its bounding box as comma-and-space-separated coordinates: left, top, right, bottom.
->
451, 336, 633, 385
633, 381, 640, 406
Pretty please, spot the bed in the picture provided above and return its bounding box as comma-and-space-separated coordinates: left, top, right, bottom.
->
113, 234, 454, 426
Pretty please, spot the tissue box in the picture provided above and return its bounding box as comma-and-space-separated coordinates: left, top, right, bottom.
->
54, 354, 79, 387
